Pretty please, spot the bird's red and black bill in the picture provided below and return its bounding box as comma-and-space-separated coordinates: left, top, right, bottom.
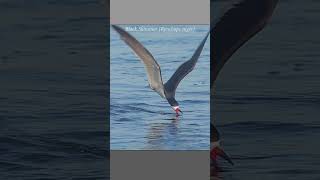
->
211, 147, 234, 165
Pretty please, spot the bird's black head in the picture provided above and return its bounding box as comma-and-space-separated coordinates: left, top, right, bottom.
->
167, 98, 182, 115
210, 123, 234, 165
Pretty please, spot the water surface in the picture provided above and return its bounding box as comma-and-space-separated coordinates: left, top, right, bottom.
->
0, 1, 109, 179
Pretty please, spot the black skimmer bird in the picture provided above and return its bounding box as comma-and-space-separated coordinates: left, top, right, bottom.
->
210, 0, 279, 166
112, 25, 209, 115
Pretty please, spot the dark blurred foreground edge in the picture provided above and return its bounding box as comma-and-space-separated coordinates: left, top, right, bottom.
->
0, 0, 110, 179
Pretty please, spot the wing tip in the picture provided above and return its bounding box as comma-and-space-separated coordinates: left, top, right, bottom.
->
112, 24, 124, 34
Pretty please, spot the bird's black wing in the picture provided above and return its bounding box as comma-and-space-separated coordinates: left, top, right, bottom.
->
211, 0, 279, 84
164, 32, 210, 98
112, 25, 166, 98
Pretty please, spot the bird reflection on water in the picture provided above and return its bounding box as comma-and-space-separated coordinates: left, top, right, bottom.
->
146, 116, 180, 149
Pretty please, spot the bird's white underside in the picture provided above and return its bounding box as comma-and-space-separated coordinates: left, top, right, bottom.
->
173, 106, 180, 110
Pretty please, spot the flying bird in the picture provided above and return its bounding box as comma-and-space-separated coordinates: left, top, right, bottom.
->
210, 0, 279, 166
112, 25, 209, 115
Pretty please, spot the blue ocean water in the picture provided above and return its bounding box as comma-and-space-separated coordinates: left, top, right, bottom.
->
0, 1, 109, 179
110, 25, 210, 150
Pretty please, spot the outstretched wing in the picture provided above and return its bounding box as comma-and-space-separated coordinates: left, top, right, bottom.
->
164, 32, 210, 97
211, 0, 279, 84
112, 25, 166, 98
